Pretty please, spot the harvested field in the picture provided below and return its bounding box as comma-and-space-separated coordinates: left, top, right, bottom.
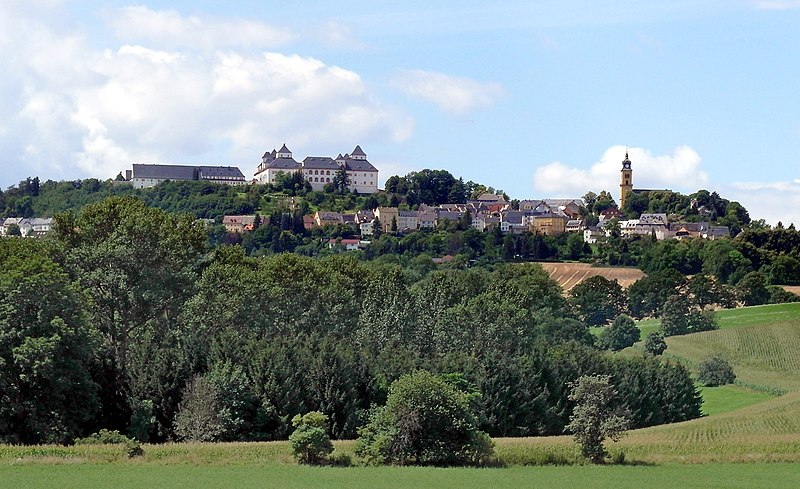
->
537, 262, 645, 291
782, 285, 800, 296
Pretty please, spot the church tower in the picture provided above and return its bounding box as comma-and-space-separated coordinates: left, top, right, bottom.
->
620, 151, 633, 209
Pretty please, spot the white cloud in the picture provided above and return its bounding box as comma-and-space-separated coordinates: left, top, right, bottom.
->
752, 0, 800, 9
108, 6, 294, 50
724, 180, 800, 226
533, 145, 709, 197
391, 69, 505, 115
0, 5, 412, 183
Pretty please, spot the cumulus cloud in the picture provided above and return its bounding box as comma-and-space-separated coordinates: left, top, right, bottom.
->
752, 0, 800, 9
724, 180, 800, 226
391, 69, 505, 115
533, 145, 709, 197
0, 5, 412, 183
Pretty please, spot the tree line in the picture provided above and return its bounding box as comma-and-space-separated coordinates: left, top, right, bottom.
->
0, 196, 702, 445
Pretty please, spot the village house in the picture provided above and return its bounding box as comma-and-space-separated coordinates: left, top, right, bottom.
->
325, 238, 369, 251
222, 215, 256, 234
314, 211, 344, 227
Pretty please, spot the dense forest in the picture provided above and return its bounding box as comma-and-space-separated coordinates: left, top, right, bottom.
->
0, 196, 711, 445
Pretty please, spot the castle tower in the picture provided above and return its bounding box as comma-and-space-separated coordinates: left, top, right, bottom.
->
620, 151, 633, 209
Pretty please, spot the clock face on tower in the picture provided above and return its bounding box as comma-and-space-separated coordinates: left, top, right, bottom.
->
623, 161, 631, 170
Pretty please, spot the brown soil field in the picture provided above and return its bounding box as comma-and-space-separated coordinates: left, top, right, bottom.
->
782, 286, 800, 295
537, 262, 645, 291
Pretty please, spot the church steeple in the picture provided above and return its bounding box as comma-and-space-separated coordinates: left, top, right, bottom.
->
620, 150, 633, 209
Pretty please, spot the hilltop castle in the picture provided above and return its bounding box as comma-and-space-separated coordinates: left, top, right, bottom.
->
254, 144, 379, 194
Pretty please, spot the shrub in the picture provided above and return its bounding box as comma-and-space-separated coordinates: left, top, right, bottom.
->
74, 429, 132, 445
289, 411, 334, 465
768, 286, 800, 304
643, 332, 667, 355
697, 355, 736, 387
74, 429, 143, 458
355, 370, 494, 466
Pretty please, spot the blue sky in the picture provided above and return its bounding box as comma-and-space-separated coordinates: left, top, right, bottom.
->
1, 1, 798, 224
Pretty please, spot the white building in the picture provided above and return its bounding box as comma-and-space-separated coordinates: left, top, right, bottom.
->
254, 144, 379, 194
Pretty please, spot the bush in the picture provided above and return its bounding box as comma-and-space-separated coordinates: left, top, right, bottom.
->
355, 370, 494, 466
697, 355, 736, 387
74, 429, 143, 458
289, 411, 334, 465
74, 429, 132, 445
643, 332, 667, 355
768, 286, 800, 304
598, 315, 640, 351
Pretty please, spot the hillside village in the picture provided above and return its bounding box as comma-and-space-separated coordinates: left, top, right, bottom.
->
0, 146, 732, 246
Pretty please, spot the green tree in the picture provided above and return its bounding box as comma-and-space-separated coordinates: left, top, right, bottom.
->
355, 370, 493, 466
643, 332, 667, 355
627, 269, 686, 319
289, 411, 334, 465
0, 240, 99, 444
55, 196, 206, 429
331, 169, 351, 194
736, 271, 770, 306
173, 375, 223, 442
565, 374, 630, 464
697, 355, 736, 387
599, 315, 640, 351
569, 276, 627, 326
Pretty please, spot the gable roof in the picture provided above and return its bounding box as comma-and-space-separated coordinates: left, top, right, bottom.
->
267, 158, 301, 170
343, 158, 378, 171
351, 145, 366, 156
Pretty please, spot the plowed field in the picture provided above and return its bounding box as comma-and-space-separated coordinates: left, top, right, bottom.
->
537, 262, 645, 291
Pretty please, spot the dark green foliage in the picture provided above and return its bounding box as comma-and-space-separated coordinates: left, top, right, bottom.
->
697, 355, 736, 387
660, 295, 718, 337
736, 271, 770, 306
569, 276, 627, 326
599, 315, 640, 351
0, 240, 99, 444
355, 370, 494, 466
566, 374, 630, 464
767, 286, 800, 304
627, 269, 687, 319
769, 255, 800, 285
289, 411, 334, 465
0, 196, 710, 445
643, 332, 667, 355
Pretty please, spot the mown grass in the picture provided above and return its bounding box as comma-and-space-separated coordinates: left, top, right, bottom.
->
2, 463, 799, 489
698, 384, 775, 416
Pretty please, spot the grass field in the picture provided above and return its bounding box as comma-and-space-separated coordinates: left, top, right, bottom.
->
697, 384, 775, 416
2, 463, 799, 489
538, 262, 644, 291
